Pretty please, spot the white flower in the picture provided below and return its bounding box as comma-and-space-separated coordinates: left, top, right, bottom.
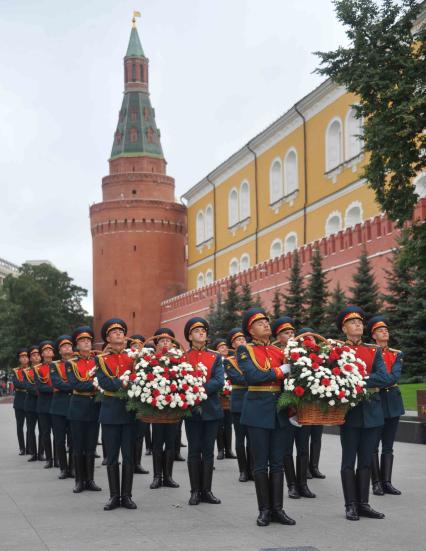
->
328, 400, 335, 406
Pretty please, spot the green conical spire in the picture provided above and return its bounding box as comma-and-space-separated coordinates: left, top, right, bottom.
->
126, 26, 144, 57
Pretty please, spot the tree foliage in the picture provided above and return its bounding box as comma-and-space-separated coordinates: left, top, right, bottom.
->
315, 0, 426, 224
349, 248, 382, 319
283, 252, 305, 327
304, 248, 329, 332
323, 282, 348, 340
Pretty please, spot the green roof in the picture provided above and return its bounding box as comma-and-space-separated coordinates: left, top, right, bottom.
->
126, 27, 144, 57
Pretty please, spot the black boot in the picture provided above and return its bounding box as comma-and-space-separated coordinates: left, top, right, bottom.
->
269, 471, 296, 525
121, 464, 137, 509
296, 454, 316, 498
134, 440, 149, 474
53, 438, 59, 468
224, 424, 236, 458
236, 445, 249, 482
188, 460, 201, 505
73, 455, 86, 493
163, 450, 179, 488
254, 472, 271, 526
85, 455, 102, 491
175, 450, 185, 461
28, 454, 38, 462
371, 452, 384, 496
247, 445, 254, 481
38, 433, 45, 461
57, 447, 68, 480
283, 455, 300, 499
381, 454, 401, 495
310, 438, 325, 479
104, 464, 120, 510
356, 467, 385, 519
150, 451, 163, 489
200, 460, 221, 503
341, 469, 359, 521
216, 424, 225, 460
101, 439, 107, 466
43, 437, 53, 469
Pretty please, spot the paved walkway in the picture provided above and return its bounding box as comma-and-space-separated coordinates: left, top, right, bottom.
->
0, 403, 425, 551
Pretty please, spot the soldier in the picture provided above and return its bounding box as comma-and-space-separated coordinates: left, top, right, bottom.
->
213, 338, 236, 461
224, 328, 252, 482
149, 328, 180, 490
50, 335, 74, 479
237, 307, 295, 527
12, 348, 29, 455
127, 335, 149, 476
336, 306, 401, 521
183, 317, 224, 506
34, 341, 55, 469
66, 327, 102, 494
95, 318, 137, 511
24, 345, 41, 461
367, 315, 404, 496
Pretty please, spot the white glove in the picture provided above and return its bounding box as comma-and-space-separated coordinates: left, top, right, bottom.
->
279, 364, 291, 375
289, 415, 302, 428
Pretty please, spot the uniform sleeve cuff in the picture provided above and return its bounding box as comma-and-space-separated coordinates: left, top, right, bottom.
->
273, 367, 284, 380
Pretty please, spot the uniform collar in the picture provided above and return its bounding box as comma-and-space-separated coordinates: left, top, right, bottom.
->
190, 345, 207, 352
251, 338, 270, 346
345, 339, 363, 346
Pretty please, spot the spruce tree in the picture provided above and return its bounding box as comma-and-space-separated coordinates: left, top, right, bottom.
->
283, 251, 305, 327
207, 291, 226, 342
305, 248, 329, 332
272, 288, 283, 319
323, 282, 347, 340
222, 276, 241, 334
239, 282, 255, 314
349, 248, 381, 320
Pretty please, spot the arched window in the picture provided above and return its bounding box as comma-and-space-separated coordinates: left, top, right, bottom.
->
270, 158, 283, 203
414, 173, 426, 199
284, 232, 298, 254
239, 181, 250, 220
240, 253, 250, 272
229, 258, 239, 276
205, 269, 213, 285
205, 205, 213, 239
228, 188, 239, 227
345, 202, 363, 228
326, 118, 343, 171
196, 210, 205, 245
270, 238, 283, 259
325, 212, 343, 236
196, 273, 205, 289
284, 149, 298, 195
345, 108, 363, 160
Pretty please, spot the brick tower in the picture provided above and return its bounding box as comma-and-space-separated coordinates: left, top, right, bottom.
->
90, 19, 187, 340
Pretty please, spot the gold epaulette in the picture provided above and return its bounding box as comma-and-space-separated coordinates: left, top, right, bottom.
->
388, 347, 402, 354
207, 348, 219, 354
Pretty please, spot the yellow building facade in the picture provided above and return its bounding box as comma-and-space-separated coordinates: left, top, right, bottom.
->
182, 79, 382, 290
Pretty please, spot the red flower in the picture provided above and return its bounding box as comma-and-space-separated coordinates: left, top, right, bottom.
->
150, 359, 159, 367
334, 346, 342, 355
170, 383, 177, 392
169, 356, 179, 364
321, 377, 331, 387
181, 369, 187, 376
294, 386, 305, 397
151, 399, 157, 407
355, 385, 363, 394
129, 373, 137, 381
165, 395, 172, 403
162, 347, 169, 355
192, 385, 199, 393
338, 390, 346, 399
290, 352, 301, 361
194, 397, 201, 405
181, 402, 189, 410
358, 367, 366, 377
329, 350, 340, 362
182, 383, 189, 391
146, 372, 155, 381
155, 353, 162, 359
312, 362, 320, 370
342, 346, 350, 352
152, 389, 160, 398
332, 367, 341, 376
143, 355, 151, 362
343, 364, 353, 372
179, 393, 185, 401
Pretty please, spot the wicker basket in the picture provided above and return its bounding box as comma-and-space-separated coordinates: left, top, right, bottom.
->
297, 402, 347, 426
220, 396, 231, 410
137, 411, 182, 424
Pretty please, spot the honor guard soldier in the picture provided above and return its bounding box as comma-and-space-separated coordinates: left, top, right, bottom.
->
50, 335, 74, 479
24, 345, 42, 461
183, 317, 224, 506
34, 341, 55, 469
12, 348, 29, 455
127, 335, 150, 475
149, 328, 180, 490
367, 315, 404, 496
66, 327, 102, 494
224, 328, 252, 482
213, 338, 237, 461
95, 318, 137, 511
336, 306, 401, 521
271, 316, 296, 349
237, 307, 295, 527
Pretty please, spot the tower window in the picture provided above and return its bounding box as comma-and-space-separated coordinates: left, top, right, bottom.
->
140, 65, 144, 81
130, 128, 138, 143
133, 245, 137, 251
132, 311, 136, 318
132, 63, 136, 82
114, 279, 118, 286
132, 189, 137, 195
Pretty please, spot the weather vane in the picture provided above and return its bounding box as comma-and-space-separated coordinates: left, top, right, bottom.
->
132, 10, 141, 27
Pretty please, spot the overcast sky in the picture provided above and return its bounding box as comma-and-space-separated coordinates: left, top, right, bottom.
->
0, 0, 348, 313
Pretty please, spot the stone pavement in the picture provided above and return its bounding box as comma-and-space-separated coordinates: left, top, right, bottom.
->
0, 403, 425, 551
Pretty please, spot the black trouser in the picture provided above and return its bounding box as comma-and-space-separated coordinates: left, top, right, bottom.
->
340, 425, 381, 471
70, 420, 99, 456
38, 413, 52, 460
25, 411, 37, 455
14, 409, 26, 451
102, 423, 136, 466
232, 412, 249, 450
185, 417, 219, 463
283, 424, 310, 458
152, 423, 179, 452
217, 410, 233, 450
375, 417, 399, 455
52, 414, 71, 456
144, 423, 152, 450
247, 425, 286, 475
175, 420, 183, 453
310, 425, 323, 445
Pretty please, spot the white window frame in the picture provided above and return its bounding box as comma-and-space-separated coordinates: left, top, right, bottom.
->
283, 148, 298, 195
345, 107, 363, 161
325, 211, 343, 236
205, 269, 213, 286
239, 180, 250, 220
270, 238, 283, 259
196, 272, 205, 289
414, 172, 426, 199
228, 188, 239, 228
205, 204, 213, 239
240, 253, 250, 272
269, 157, 284, 204
196, 210, 205, 245
325, 117, 343, 172
284, 232, 298, 255
229, 257, 239, 276
344, 201, 363, 228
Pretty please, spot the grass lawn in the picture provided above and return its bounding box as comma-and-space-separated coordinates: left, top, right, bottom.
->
399, 383, 426, 411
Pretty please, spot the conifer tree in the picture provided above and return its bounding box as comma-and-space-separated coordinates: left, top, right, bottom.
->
283, 251, 305, 327
305, 248, 329, 332
239, 282, 255, 315
349, 248, 381, 320
323, 282, 347, 339
207, 291, 226, 342
222, 276, 241, 334
271, 288, 283, 319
